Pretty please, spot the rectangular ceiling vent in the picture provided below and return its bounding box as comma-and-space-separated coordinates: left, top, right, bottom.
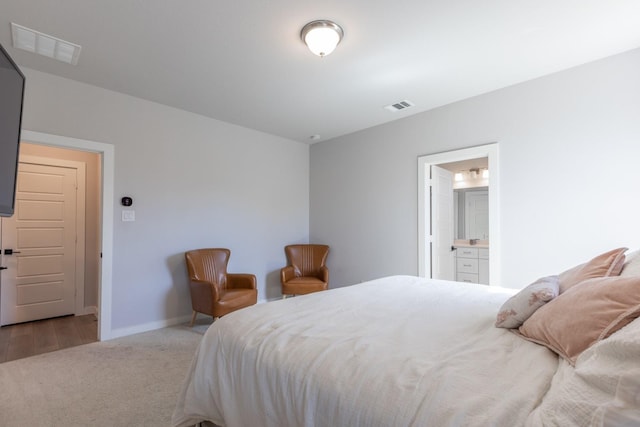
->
384, 100, 415, 112
11, 23, 82, 65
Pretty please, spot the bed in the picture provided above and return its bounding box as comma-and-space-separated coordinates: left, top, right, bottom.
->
172, 251, 640, 427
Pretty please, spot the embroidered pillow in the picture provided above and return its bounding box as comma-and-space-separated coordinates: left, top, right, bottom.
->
558, 247, 627, 293
495, 276, 559, 329
516, 275, 640, 365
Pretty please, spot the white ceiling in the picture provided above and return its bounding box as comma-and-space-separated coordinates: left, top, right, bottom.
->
1, 1, 640, 144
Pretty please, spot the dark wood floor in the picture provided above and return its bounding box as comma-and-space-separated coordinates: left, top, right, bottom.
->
0, 314, 98, 363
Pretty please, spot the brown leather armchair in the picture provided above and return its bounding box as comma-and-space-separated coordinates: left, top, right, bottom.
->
280, 244, 329, 298
185, 248, 257, 325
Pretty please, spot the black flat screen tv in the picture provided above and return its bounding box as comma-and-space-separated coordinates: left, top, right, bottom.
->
0, 43, 25, 217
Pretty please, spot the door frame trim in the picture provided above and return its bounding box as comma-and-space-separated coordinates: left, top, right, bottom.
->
20, 131, 114, 340
417, 143, 501, 286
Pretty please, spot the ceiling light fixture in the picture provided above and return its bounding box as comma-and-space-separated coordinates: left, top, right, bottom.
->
455, 168, 489, 182
300, 20, 343, 57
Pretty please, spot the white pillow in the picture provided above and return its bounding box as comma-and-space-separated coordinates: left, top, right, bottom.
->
620, 249, 640, 278
495, 276, 559, 329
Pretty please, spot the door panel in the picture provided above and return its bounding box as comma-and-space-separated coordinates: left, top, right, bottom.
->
430, 165, 455, 281
19, 170, 65, 193
0, 162, 77, 326
18, 228, 65, 248
17, 255, 64, 276
18, 281, 64, 305
18, 200, 64, 220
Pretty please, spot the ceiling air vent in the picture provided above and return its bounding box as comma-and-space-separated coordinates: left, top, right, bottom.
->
11, 23, 82, 65
384, 100, 415, 112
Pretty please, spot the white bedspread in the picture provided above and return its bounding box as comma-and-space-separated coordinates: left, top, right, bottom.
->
526, 314, 640, 427
172, 275, 560, 427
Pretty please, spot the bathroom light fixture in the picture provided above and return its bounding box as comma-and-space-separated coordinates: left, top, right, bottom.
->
301, 20, 343, 57
470, 168, 479, 179
482, 168, 489, 179
454, 172, 464, 182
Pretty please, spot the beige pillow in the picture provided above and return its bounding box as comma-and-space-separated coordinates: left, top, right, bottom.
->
558, 247, 627, 293
495, 276, 559, 329
516, 275, 640, 365
620, 249, 640, 278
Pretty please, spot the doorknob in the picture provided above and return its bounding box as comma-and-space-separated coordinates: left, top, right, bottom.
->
0, 266, 7, 270
3, 249, 20, 255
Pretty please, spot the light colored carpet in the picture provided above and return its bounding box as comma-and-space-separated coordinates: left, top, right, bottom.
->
0, 319, 213, 427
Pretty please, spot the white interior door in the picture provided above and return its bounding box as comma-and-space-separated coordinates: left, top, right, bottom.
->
0, 162, 78, 326
430, 165, 455, 281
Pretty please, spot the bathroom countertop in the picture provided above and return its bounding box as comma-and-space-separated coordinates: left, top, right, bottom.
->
453, 239, 490, 249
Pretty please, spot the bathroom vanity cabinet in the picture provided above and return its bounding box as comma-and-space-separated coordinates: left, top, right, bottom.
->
455, 246, 489, 285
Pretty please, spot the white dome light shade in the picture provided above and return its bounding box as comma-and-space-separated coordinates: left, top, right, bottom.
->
301, 20, 343, 57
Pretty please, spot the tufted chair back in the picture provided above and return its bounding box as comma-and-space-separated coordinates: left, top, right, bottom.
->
285, 244, 329, 278
184, 248, 257, 324
185, 248, 229, 289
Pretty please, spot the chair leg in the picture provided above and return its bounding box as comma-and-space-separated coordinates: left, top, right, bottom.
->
190, 310, 198, 326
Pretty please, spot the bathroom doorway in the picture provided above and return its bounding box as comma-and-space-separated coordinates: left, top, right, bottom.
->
417, 143, 500, 286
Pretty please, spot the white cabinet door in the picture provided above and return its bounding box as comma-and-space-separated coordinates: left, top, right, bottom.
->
479, 259, 490, 285
457, 272, 479, 284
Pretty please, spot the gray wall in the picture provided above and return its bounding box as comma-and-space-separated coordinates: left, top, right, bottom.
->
13, 46, 640, 332
310, 47, 640, 289
20, 68, 310, 332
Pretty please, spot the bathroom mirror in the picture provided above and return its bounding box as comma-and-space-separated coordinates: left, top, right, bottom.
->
454, 187, 488, 240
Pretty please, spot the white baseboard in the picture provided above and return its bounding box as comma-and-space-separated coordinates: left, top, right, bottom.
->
78, 305, 98, 316
105, 299, 275, 341
108, 314, 193, 340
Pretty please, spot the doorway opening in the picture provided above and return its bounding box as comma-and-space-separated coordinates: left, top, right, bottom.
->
15, 131, 114, 340
417, 143, 500, 286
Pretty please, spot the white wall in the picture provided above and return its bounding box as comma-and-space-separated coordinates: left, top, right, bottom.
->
20, 68, 309, 332
310, 47, 640, 289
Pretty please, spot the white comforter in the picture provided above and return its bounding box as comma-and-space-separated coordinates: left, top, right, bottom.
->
172, 275, 560, 427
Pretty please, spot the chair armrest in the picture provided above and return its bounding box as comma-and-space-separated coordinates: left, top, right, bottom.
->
227, 273, 257, 290
319, 266, 329, 283
189, 278, 219, 308
281, 266, 296, 284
